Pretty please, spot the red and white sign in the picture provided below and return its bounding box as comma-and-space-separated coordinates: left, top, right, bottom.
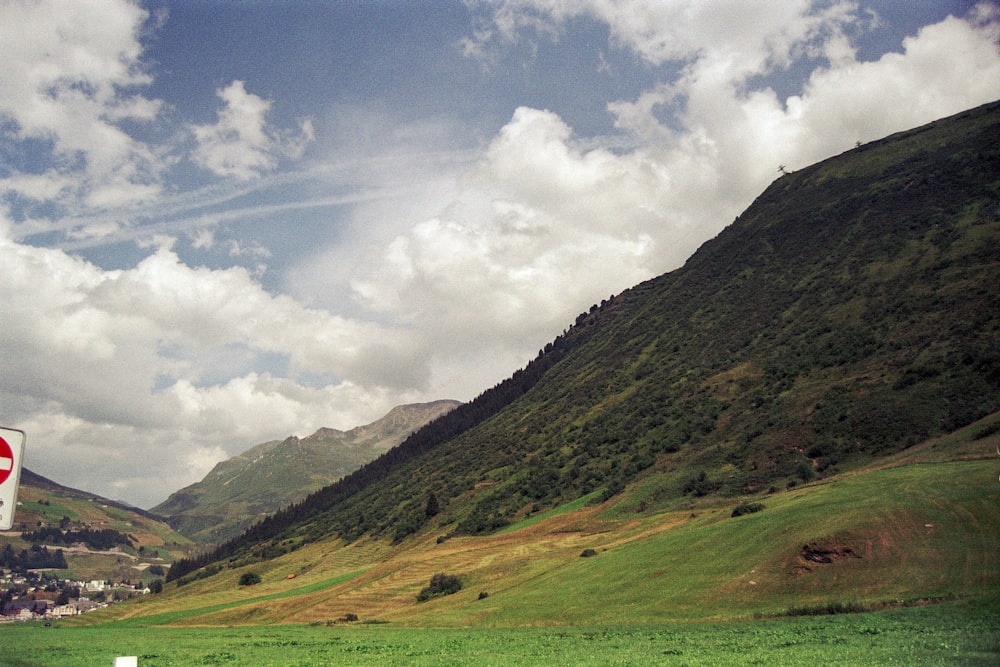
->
0, 427, 26, 531
0, 437, 15, 484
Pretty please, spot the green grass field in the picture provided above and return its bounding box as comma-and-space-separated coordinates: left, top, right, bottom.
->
2, 598, 997, 666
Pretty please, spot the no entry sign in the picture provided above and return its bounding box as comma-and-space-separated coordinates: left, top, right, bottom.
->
0, 427, 26, 531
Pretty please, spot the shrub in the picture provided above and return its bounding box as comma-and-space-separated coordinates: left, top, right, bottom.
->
795, 461, 816, 482
416, 573, 462, 602
682, 470, 721, 496
731, 501, 765, 517
238, 572, 261, 586
783, 600, 867, 617
973, 422, 1000, 440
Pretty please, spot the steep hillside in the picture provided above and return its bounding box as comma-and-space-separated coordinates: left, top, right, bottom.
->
153, 401, 459, 543
2, 469, 194, 584
170, 101, 1000, 580
85, 412, 1000, 626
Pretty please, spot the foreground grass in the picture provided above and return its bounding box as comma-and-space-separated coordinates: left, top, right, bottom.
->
2, 598, 997, 666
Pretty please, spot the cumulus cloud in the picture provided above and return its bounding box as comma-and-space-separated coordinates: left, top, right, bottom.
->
0, 0, 163, 209
350, 107, 663, 354
463, 0, 1000, 228
465, 0, 857, 73
784, 9, 1000, 155
0, 222, 427, 505
191, 80, 315, 180
600, 1, 1000, 205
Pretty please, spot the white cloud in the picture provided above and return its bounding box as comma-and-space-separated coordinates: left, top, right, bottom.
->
191, 228, 216, 250
605, 2, 1000, 185
465, 0, 857, 73
0, 0, 163, 209
785, 9, 1000, 155
466, 0, 1000, 227
0, 222, 429, 506
191, 80, 314, 180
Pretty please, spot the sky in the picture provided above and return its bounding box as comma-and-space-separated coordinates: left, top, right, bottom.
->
1, 0, 998, 509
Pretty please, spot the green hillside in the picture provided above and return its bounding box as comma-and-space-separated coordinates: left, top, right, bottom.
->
2, 469, 194, 584
27, 100, 996, 636
152, 401, 460, 544
164, 100, 999, 583
68, 411, 999, 628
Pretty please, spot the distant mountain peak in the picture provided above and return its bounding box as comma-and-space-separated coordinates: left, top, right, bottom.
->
302, 427, 344, 442
152, 400, 461, 543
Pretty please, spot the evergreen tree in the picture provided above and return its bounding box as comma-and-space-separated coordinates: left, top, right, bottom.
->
425, 492, 440, 518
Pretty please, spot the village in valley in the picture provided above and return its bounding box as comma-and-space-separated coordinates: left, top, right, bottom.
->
1, 569, 157, 623
0, 495, 179, 623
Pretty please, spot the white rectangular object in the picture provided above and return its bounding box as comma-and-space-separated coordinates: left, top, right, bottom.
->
0, 426, 26, 531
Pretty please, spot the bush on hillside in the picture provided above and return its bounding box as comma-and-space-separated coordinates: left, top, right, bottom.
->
416, 573, 462, 602
731, 501, 765, 517
973, 422, 1000, 440
682, 470, 721, 497
238, 571, 261, 586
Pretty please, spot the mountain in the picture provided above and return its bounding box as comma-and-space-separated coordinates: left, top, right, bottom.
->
153, 400, 460, 543
2, 468, 195, 585
168, 101, 999, 586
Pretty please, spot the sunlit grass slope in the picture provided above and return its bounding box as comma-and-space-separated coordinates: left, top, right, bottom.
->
74, 413, 999, 628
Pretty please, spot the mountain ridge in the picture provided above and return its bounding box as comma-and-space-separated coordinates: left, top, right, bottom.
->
152, 400, 460, 543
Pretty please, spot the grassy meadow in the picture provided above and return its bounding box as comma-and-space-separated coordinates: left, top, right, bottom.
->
2, 599, 998, 666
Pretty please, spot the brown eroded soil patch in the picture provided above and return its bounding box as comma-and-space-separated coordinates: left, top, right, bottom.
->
800, 543, 861, 564
793, 542, 862, 574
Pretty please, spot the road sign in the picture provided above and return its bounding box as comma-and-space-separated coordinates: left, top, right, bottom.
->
0, 427, 26, 531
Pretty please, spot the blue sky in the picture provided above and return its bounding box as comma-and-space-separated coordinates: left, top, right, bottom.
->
1, 0, 998, 508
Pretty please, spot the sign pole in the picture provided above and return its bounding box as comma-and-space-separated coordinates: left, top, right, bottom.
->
0, 427, 26, 531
